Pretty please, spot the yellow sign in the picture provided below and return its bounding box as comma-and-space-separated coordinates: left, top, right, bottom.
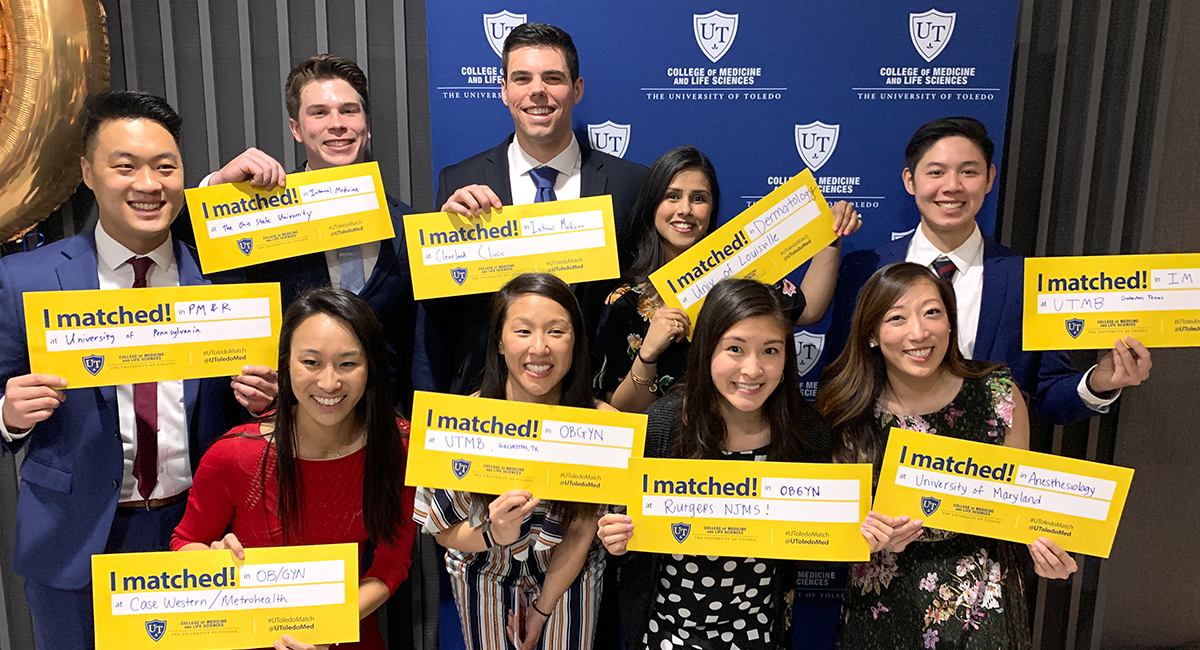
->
1024, 253, 1200, 350
185, 162, 395, 273
402, 196, 620, 299
648, 170, 836, 328
406, 391, 647, 502
872, 428, 1133, 557
24, 283, 281, 388
622, 457, 872, 561
91, 543, 359, 650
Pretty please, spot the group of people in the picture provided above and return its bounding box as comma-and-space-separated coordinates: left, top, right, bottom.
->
0, 18, 1154, 650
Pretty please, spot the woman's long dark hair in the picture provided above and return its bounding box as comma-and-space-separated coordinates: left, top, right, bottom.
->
623, 145, 720, 292
478, 272, 595, 408
477, 273, 596, 522
271, 287, 404, 544
816, 263, 997, 472
677, 278, 827, 462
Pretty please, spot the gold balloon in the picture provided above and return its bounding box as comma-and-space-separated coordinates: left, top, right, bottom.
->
0, 0, 110, 242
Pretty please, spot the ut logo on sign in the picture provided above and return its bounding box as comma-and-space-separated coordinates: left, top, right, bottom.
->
910, 9, 956, 62
483, 11, 527, 58
794, 122, 840, 172
793, 331, 825, 378
693, 11, 738, 63
587, 121, 631, 158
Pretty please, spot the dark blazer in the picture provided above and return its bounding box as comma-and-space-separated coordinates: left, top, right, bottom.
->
825, 234, 1097, 424
0, 231, 237, 590
417, 135, 649, 395
212, 184, 418, 415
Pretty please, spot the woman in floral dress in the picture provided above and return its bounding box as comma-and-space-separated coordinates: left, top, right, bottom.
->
816, 263, 1078, 649
593, 145, 858, 413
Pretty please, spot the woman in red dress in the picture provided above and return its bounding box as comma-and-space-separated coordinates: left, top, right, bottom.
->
172, 287, 416, 650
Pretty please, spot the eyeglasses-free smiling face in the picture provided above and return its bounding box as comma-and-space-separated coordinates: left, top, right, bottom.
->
654, 169, 713, 262
289, 313, 368, 433
874, 279, 952, 381
903, 135, 995, 244
290, 78, 370, 170
499, 294, 575, 404
709, 315, 789, 416
500, 46, 583, 159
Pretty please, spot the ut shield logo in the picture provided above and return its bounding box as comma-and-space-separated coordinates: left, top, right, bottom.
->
910, 9, 956, 62
145, 619, 167, 641
451, 267, 468, 286
795, 122, 840, 172
793, 330, 825, 378
921, 496, 941, 517
82, 355, 104, 376
693, 11, 738, 63
483, 11, 527, 57
587, 121, 631, 158
1066, 318, 1085, 339
671, 522, 691, 543
236, 237, 253, 256
452, 459, 471, 479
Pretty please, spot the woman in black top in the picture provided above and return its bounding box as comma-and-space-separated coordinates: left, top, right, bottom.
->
596, 279, 892, 650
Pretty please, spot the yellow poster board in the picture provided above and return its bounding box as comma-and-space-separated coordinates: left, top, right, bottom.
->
402, 196, 620, 299
24, 283, 281, 388
648, 170, 837, 329
91, 543, 358, 650
1024, 253, 1200, 350
406, 391, 647, 503
184, 162, 395, 273
872, 428, 1133, 557
622, 457, 872, 561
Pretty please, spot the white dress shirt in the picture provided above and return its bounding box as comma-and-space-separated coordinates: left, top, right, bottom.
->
200, 167, 379, 291
906, 224, 1117, 411
507, 137, 582, 205
0, 223, 193, 501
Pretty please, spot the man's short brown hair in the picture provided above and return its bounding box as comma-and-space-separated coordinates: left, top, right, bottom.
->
284, 54, 370, 121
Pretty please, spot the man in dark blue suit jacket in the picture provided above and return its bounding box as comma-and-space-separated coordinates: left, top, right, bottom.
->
826, 117, 1151, 424
0, 92, 257, 648
418, 23, 648, 395
204, 54, 418, 414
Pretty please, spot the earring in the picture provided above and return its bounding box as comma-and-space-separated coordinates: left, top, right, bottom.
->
869, 341, 878, 348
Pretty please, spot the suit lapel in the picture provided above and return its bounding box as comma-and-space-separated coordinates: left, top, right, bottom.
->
974, 241, 1008, 360
55, 234, 119, 430
175, 239, 208, 426
486, 139, 514, 205
878, 236, 911, 266
580, 146, 609, 198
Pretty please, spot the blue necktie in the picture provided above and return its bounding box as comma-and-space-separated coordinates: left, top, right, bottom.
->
337, 245, 366, 294
529, 166, 559, 203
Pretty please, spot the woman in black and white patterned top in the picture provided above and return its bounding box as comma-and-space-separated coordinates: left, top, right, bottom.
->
597, 279, 893, 650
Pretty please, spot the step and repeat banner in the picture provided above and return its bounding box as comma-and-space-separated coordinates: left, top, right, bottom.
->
426, 0, 1019, 400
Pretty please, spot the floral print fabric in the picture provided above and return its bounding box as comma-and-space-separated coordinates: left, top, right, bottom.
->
837, 368, 1032, 650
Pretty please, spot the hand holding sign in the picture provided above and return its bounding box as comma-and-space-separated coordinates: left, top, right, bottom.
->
1088, 336, 1152, 394
596, 512, 635, 555
488, 490, 541, 547
210, 147, 288, 190
441, 183, 504, 217
2, 373, 67, 432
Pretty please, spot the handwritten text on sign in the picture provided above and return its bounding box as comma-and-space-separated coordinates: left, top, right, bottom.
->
185, 162, 395, 273
23, 283, 281, 388
872, 428, 1133, 557
91, 544, 359, 650
623, 457, 872, 562
406, 391, 647, 503
403, 196, 621, 299
1023, 253, 1200, 349
649, 169, 836, 330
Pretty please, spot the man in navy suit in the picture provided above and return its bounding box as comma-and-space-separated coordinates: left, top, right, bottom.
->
418, 22, 649, 395
205, 54, 418, 415
0, 91, 268, 648
826, 117, 1151, 424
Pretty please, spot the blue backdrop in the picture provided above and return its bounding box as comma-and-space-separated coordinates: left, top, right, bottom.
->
426, 2, 1019, 647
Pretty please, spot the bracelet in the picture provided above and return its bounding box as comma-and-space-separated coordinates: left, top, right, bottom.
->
479, 519, 502, 549
532, 601, 552, 618
628, 368, 658, 393
636, 349, 658, 365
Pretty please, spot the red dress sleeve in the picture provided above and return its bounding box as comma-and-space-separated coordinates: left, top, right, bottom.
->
361, 418, 417, 593
170, 426, 260, 551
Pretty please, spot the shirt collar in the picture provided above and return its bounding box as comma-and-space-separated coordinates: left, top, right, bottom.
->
94, 222, 175, 274
909, 224, 984, 272
509, 137, 581, 178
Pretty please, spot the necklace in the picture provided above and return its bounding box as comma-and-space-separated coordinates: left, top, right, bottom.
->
298, 429, 365, 460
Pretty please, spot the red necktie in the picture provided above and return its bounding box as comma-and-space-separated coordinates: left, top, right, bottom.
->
932, 256, 957, 284
128, 256, 158, 501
